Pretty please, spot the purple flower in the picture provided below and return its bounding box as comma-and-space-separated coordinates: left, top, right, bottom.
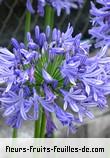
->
5, 112, 23, 128
0, 23, 110, 134
33, 88, 55, 113
26, 0, 84, 16
45, 111, 56, 137
89, 1, 110, 47
0, 48, 15, 67
42, 69, 58, 87
0, 66, 16, 92
60, 44, 110, 118
0, 87, 40, 128
60, 84, 95, 122
60, 87, 86, 112
26, 0, 35, 14
54, 104, 78, 133
43, 84, 56, 102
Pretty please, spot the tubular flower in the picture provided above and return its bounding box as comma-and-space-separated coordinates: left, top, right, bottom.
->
0, 24, 110, 134
89, 0, 110, 47
26, 0, 84, 16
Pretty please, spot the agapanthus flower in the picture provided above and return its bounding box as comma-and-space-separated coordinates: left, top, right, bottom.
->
0, 24, 110, 135
89, 0, 110, 47
26, 0, 84, 16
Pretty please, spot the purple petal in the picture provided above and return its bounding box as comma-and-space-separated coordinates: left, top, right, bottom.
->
85, 111, 94, 119
3, 106, 15, 117
69, 101, 79, 112
26, 0, 35, 14
70, 94, 87, 101
42, 69, 53, 83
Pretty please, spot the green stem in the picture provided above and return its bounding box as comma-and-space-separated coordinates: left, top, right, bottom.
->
34, 108, 42, 138
12, 128, 17, 138
24, 11, 31, 44
40, 110, 46, 138
45, 5, 54, 28
34, 5, 54, 139
40, 5, 54, 138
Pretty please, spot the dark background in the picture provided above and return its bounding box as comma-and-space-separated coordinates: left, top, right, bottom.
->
0, 0, 95, 47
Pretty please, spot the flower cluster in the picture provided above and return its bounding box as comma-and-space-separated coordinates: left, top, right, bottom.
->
89, 0, 110, 47
26, 0, 84, 16
0, 24, 110, 135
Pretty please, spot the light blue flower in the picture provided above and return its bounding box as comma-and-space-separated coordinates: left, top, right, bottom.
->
0, 24, 110, 134
89, 0, 110, 47
26, 0, 84, 16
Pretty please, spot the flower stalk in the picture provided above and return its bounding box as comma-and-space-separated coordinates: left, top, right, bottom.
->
24, 8, 31, 44
34, 5, 55, 138
34, 108, 42, 138
40, 110, 46, 138
12, 128, 17, 138
45, 4, 54, 28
